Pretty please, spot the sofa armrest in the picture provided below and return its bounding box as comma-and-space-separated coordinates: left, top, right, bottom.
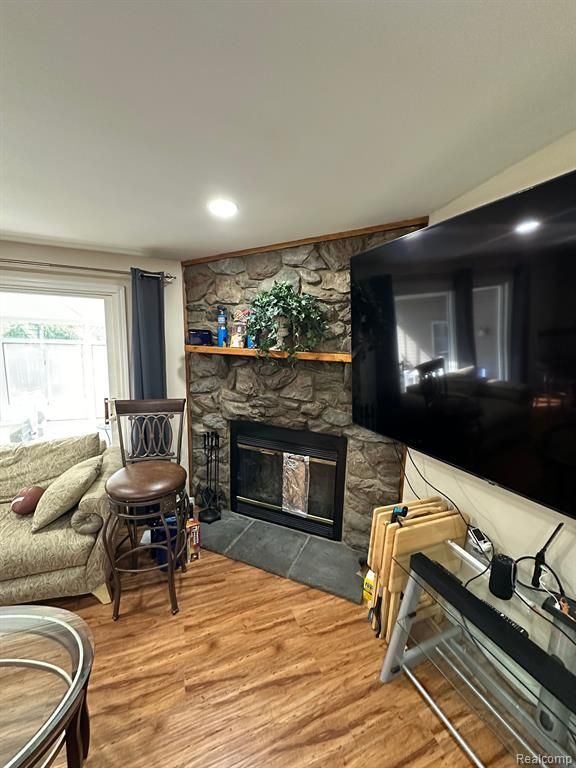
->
70, 503, 105, 535
71, 447, 122, 534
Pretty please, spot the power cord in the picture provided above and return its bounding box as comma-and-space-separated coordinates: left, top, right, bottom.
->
463, 553, 576, 649
463, 560, 492, 589
397, 443, 495, 574
403, 444, 479, 531
514, 589, 576, 650
392, 441, 420, 500
514, 555, 566, 598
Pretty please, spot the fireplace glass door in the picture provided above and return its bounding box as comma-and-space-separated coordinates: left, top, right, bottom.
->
231, 421, 347, 540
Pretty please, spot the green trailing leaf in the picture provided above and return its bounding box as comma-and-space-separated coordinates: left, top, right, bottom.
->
246, 281, 327, 360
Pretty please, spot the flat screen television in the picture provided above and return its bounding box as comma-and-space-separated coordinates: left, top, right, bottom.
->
351, 170, 576, 519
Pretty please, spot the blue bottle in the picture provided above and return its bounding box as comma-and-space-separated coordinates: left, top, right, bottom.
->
217, 307, 228, 347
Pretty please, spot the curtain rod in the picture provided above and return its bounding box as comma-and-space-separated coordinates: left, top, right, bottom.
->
0, 257, 176, 283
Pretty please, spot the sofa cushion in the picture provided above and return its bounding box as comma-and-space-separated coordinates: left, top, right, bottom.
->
0, 502, 96, 582
0, 433, 102, 503
11, 486, 45, 515
32, 455, 103, 532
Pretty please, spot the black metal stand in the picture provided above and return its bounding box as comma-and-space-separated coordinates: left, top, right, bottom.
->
198, 431, 222, 524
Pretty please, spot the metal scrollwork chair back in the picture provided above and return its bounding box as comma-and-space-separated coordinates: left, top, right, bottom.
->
114, 399, 186, 466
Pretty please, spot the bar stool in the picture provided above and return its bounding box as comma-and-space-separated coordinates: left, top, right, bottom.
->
103, 399, 190, 620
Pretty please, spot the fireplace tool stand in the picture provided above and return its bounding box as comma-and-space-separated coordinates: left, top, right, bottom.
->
198, 430, 222, 524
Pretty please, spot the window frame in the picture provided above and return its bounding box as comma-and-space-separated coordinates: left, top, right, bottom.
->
0, 271, 131, 427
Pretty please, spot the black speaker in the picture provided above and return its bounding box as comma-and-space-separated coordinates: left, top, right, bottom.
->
489, 554, 517, 600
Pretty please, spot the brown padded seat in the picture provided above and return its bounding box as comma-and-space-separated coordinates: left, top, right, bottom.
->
105, 461, 187, 503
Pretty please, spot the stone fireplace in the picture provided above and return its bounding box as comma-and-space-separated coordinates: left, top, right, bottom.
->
184, 221, 424, 550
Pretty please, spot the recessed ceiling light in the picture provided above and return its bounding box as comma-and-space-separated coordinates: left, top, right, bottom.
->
515, 219, 540, 234
207, 198, 238, 219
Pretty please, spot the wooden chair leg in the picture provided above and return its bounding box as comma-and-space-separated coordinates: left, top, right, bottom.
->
380, 588, 390, 639
386, 591, 401, 643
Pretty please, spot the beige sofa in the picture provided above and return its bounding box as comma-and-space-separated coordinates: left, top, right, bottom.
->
0, 433, 122, 606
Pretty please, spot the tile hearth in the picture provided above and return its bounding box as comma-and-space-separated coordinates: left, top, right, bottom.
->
200, 510, 364, 603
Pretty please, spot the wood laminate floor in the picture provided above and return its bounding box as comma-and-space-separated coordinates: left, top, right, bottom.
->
50, 551, 513, 767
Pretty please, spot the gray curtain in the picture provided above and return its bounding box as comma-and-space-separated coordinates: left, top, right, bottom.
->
131, 268, 167, 399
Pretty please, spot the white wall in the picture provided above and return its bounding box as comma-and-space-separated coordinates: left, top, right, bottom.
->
0, 240, 188, 471
430, 130, 576, 224
405, 130, 576, 595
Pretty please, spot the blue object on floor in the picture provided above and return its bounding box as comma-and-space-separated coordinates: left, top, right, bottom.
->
151, 516, 182, 572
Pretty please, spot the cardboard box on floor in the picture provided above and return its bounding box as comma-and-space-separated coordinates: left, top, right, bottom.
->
367, 497, 467, 641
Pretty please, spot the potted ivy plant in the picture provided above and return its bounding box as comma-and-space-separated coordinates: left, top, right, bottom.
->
246, 281, 327, 357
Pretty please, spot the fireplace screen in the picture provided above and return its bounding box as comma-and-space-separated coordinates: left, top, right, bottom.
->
282, 453, 309, 517
231, 421, 347, 540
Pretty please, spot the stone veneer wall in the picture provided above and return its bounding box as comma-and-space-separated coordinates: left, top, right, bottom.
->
184, 224, 420, 550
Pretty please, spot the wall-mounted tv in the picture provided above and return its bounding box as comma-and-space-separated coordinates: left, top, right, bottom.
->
351, 171, 576, 519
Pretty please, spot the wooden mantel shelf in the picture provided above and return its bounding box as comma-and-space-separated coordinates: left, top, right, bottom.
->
185, 344, 351, 363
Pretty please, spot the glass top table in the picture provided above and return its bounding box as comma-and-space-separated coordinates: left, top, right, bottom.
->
0, 606, 94, 768
380, 541, 576, 766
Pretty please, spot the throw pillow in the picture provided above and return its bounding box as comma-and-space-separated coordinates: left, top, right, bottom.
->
11, 486, 46, 515
32, 455, 103, 532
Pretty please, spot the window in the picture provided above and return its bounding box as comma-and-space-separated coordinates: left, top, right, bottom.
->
395, 292, 456, 389
0, 277, 129, 444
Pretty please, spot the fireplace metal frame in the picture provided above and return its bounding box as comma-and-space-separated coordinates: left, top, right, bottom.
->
230, 420, 347, 540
